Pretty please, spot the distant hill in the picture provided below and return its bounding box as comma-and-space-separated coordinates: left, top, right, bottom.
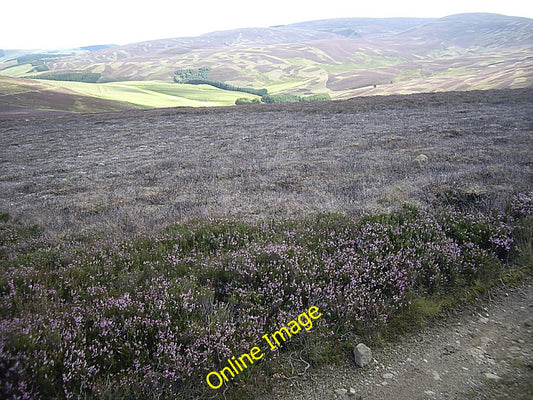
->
285, 17, 434, 38
1, 13, 532, 109
80, 44, 117, 52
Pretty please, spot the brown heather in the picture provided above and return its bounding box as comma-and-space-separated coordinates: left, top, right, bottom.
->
1, 88, 532, 239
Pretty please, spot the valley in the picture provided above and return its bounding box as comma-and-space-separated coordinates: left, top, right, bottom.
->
1, 13, 532, 114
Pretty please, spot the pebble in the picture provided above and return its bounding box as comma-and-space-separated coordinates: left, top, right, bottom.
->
485, 372, 502, 380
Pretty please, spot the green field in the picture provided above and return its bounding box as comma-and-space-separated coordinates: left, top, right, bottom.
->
43, 80, 261, 108
0, 63, 35, 77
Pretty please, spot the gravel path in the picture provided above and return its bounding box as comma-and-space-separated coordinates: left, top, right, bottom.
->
258, 280, 533, 399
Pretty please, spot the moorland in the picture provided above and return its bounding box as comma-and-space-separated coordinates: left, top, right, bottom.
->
1, 88, 531, 237
1, 88, 532, 399
1, 12, 533, 400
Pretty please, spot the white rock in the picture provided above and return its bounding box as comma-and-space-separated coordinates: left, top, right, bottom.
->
383, 373, 394, 379
485, 372, 502, 380
354, 343, 372, 368
335, 388, 348, 397
415, 154, 429, 167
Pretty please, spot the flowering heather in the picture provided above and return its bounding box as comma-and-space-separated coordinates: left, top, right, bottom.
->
0, 197, 529, 399
510, 192, 533, 217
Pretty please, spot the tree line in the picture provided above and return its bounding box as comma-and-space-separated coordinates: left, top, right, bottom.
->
260, 93, 331, 104
31, 72, 101, 83
174, 67, 268, 97
174, 67, 330, 104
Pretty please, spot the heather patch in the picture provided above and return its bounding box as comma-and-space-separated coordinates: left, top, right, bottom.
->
0, 193, 531, 399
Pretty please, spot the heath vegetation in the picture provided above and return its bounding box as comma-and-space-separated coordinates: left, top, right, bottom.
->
0, 88, 532, 399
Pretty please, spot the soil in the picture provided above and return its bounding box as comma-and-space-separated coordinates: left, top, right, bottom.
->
258, 280, 533, 400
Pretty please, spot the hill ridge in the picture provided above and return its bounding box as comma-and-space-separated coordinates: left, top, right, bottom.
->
1, 13, 532, 112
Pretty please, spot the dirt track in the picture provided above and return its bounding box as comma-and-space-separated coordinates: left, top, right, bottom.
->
259, 280, 533, 400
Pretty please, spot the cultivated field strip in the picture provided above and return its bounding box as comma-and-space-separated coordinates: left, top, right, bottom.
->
1, 88, 532, 237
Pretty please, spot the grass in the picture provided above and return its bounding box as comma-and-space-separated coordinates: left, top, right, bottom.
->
0, 63, 35, 77
351, 52, 404, 69
265, 79, 312, 93
41, 80, 260, 108
0, 76, 139, 114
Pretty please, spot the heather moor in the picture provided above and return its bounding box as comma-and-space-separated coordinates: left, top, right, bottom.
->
1, 14, 532, 114
1, 88, 532, 399
1, 11, 533, 400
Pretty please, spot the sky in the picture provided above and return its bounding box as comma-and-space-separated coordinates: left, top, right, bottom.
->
2, 0, 533, 49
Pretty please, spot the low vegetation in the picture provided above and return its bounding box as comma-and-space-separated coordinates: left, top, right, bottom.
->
261, 93, 331, 103
0, 88, 531, 399
0, 79, 259, 112
1, 193, 531, 399
235, 93, 331, 105
174, 67, 331, 104
14, 53, 68, 65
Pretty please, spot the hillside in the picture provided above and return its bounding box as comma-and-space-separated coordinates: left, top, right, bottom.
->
0, 76, 137, 116
1, 87, 531, 235
0, 88, 531, 399
0, 13, 532, 111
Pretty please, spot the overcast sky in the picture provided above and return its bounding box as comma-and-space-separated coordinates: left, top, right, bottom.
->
2, 0, 532, 49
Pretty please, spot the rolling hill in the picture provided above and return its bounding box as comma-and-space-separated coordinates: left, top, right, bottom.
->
1, 13, 532, 113
0, 76, 137, 117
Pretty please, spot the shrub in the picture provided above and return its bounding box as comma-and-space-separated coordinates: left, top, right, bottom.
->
261, 93, 331, 103
235, 98, 261, 105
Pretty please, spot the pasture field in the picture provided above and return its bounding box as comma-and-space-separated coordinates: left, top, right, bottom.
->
0, 63, 35, 77
0, 88, 532, 399
0, 76, 138, 114
39, 80, 261, 108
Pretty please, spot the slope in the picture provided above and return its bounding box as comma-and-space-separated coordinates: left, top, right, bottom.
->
0, 76, 138, 117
